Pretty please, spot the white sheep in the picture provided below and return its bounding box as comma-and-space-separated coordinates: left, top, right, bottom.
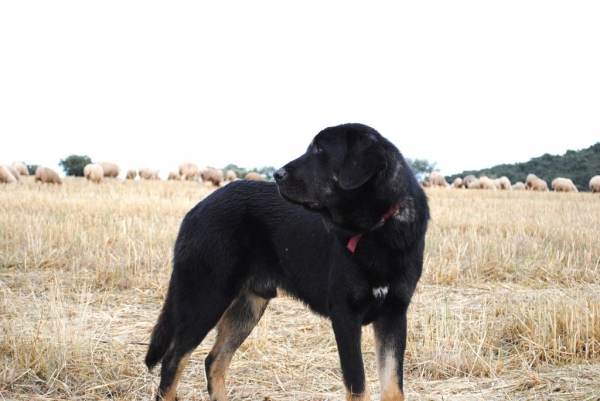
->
512, 182, 526, 190
590, 175, 600, 193
0, 165, 17, 184
139, 167, 160, 180
226, 170, 237, 182
13, 162, 29, 176
551, 177, 578, 192
478, 176, 497, 190
179, 163, 201, 181
97, 162, 121, 178
201, 167, 224, 186
84, 163, 104, 184
2, 165, 22, 183
429, 171, 449, 188
35, 166, 62, 184
168, 171, 182, 181
452, 177, 463, 188
126, 169, 137, 180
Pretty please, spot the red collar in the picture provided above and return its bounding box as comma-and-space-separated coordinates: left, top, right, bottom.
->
347, 204, 401, 253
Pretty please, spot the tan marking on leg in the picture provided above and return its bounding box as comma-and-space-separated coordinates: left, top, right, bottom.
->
374, 327, 404, 401
207, 293, 268, 401
345, 386, 370, 401
162, 352, 191, 401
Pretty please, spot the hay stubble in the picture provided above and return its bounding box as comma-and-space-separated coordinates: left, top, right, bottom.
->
1, 179, 599, 400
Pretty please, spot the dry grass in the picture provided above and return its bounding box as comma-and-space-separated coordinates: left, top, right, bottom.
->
1, 179, 599, 400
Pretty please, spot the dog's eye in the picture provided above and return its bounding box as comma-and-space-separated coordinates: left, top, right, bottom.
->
314, 145, 324, 154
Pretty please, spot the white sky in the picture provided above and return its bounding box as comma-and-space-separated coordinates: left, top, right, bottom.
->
2, 1, 599, 178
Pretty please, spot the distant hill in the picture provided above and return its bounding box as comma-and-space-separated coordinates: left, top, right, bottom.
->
445, 142, 600, 192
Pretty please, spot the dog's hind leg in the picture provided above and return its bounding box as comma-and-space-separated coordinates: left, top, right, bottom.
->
205, 290, 270, 401
156, 289, 237, 401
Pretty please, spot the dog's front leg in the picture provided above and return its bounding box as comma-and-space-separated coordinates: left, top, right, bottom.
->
330, 308, 370, 401
372, 308, 408, 401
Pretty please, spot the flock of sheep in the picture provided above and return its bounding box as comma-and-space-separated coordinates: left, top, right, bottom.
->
0, 162, 266, 186
424, 172, 600, 193
2, 162, 600, 193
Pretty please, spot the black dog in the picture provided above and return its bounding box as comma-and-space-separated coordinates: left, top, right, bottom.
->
145, 123, 429, 401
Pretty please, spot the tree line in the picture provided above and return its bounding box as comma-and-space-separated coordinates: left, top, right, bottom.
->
444, 142, 600, 192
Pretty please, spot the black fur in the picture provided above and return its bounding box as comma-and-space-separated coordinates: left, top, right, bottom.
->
146, 123, 429, 400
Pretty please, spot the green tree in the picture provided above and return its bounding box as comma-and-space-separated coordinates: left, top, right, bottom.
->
59, 155, 92, 177
405, 158, 438, 181
27, 164, 39, 175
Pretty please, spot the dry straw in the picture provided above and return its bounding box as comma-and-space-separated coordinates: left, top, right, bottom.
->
1, 179, 599, 400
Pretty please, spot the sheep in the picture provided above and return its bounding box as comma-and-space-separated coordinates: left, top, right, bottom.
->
463, 175, 477, 189
226, 170, 237, 182
201, 167, 224, 186
478, 176, 497, 190
84, 163, 104, 184
551, 177, 578, 192
168, 171, 182, 181
2, 165, 22, 183
497, 176, 512, 190
139, 167, 160, 180
512, 182, 526, 190
13, 162, 29, 176
452, 177, 463, 188
245, 172, 265, 181
179, 162, 201, 181
466, 178, 481, 189
525, 174, 539, 190
35, 166, 62, 184
126, 169, 137, 180
0, 165, 17, 184
420, 180, 431, 188
527, 174, 549, 191
97, 162, 121, 178
429, 171, 449, 188
532, 179, 549, 191
590, 175, 600, 193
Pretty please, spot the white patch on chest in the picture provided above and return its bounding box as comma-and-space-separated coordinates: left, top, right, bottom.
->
373, 286, 389, 299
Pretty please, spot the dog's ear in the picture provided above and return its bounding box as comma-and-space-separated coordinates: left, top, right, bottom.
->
339, 147, 386, 190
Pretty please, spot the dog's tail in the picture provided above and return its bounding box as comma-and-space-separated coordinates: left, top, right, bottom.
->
145, 294, 175, 371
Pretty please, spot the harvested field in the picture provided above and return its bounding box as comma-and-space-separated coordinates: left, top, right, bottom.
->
1, 179, 599, 400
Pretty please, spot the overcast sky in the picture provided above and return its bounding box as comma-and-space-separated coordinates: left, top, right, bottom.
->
2, 1, 599, 178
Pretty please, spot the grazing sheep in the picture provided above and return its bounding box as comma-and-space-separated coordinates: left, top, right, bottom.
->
179, 162, 201, 181
2, 165, 22, 183
466, 178, 481, 189
429, 171, 449, 188
201, 167, 224, 186
551, 177, 578, 192
0, 165, 17, 184
168, 171, 182, 181
590, 176, 600, 193
525, 174, 539, 190
35, 166, 62, 184
245, 171, 265, 181
479, 176, 497, 190
13, 162, 29, 176
527, 174, 549, 191
452, 177, 463, 188
512, 182, 526, 190
139, 167, 160, 180
497, 176, 512, 190
463, 175, 477, 189
226, 170, 237, 182
97, 162, 121, 178
126, 169, 137, 180
420, 180, 431, 188
84, 163, 104, 184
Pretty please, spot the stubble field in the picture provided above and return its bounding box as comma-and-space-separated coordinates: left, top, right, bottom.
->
1, 178, 599, 400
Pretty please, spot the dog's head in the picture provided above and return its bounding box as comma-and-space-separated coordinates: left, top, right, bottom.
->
274, 123, 417, 236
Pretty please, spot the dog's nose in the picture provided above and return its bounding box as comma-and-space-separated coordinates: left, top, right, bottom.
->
274, 168, 287, 181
